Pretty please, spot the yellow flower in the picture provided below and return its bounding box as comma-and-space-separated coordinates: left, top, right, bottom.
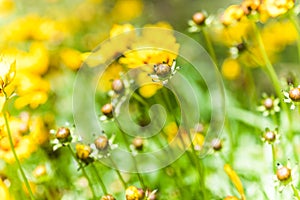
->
139, 83, 162, 98
221, 58, 241, 80
111, 0, 143, 21
97, 62, 124, 92
221, 5, 245, 26
119, 22, 179, 69
0, 114, 48, 163
0, 0, 14, 18
259, 0, 294, 19
212, 17, 252, 46
239, 20, 297, 67
60, 48, 86, 70
0, 178, 10, 200
2, 42, 51, 108
110, 24, 135, 38
224, 164, 246, 200
2, 14, 67, 42
0, 56, 16, 95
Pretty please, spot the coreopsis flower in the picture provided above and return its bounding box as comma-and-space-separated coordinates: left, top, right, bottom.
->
125, 186, 143, 200
0, 178, 10, 200
2, 42, 51, 109
0, 56, 15, 96
0, 0, 14, 18
257, 94, 280, 116
221, 5, 246, 26
259, 0, 294, 20
2, 14, 67, 42
0, 114, 48, 163
221, 58, 241, 80
224, 164, 246, 200
119, 22, 179, 69
283, 85, 300, 109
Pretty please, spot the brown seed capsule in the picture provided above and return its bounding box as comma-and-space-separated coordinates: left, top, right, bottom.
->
95, 135, 109, 150
211, 138, 222, 151
133, 137, 143, 150
112, 79, 124, 93
276, 166, 291, 181
263, 98, 273, 109
154, 63, 171, 78
192, 12, 206, 25
264, 131, 276, 142
76, 144, 92, 160
101, 194, 116, 200
101, 103, 113, 117
56, 127, 71, 141
289, 88, 300, 102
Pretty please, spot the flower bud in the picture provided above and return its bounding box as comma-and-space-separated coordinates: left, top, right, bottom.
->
112, 79, 124, 93
289, 87, 300, 102
95, 135, 109, 151
192, 12, 206, 25
56, 127, 71, 142
101, 103, 113, 117
76, 144, 92, 160
101, 194, 116, 200
276, 166, 291, 181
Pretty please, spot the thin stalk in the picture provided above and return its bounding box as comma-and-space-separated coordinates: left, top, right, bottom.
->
252, 22, 292, 131
271, 144, 276, 173
3, 93, 35, 200
67, 145, 97, 200
201, 27, 217, 64
132, 92, 149, 107
292, 184, 300, 200
91, 163, 108, 195
108, 157, 127, 188
119, 131, 145, 188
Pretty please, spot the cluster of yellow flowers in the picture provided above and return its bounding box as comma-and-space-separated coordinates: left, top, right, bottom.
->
221, 0, 295, 25
212, 0, 298, 80
96, 22, 179, 98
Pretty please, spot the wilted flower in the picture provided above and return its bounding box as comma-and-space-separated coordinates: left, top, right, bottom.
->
261, 128, 280, 144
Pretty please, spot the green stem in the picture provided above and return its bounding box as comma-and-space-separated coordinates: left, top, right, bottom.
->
132, 92, 149, 107
271, 144, 276, 173
292, 184, 300, 200
3, 93, 35, 200
119, 131, 145, 188
252, 22, 292, 131
67, 146, 97, 200
91, 163, 108, 195
201, 27, 218, 64
108, 157, 127, 188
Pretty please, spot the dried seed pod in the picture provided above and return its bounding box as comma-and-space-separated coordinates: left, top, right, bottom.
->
289, 88, 300, 102
192, 12, 206, 25
112, 79, 124, 93
95, 135, 109, 151
101, 103, 113, 117
276, 166, 291, 181
133, 137, 143, 150
56, 127, 71, 142
211, 138, 222, 151
154, 63, 171, 78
